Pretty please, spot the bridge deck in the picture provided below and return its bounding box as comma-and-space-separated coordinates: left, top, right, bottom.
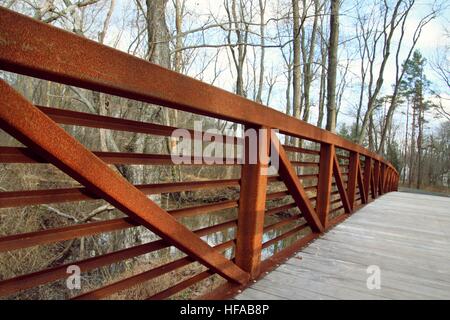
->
236, 192, 450, 300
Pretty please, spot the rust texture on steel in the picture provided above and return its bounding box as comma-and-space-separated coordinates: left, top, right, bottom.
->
0, 7, 399, 300
316, 143, 334, 227
235, 126, 270, 279
0, 146, 241, 165
0, 203, 239, 253
0, 80, 248, 285
346, 152, 359, 210
363, 157, 372, 201
0, 179, 240, 208
373, 160, 380, 198
357, 161, 367, 204
332, 153, 352, 214
0, 221, 237, 297
270, 132, 324, 233
380, 164, 386, 195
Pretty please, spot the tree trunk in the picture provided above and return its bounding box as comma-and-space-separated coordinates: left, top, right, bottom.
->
120, 0, 171, 186
292, 0, 302, 121
317, 18, 327, 128
256, 0, 266, 103
285, 62, 292, 145
357, 0, 404, 144
146, 0, 171, 67
302, 0, 320, 123
416, 94, 424, 189
325, 0, 339, 133
368, 113, 374, 151
402, 99, 410, 184
408, 101, 417, 188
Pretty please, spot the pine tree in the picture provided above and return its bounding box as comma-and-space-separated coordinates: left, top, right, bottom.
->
400, 50, 430, 189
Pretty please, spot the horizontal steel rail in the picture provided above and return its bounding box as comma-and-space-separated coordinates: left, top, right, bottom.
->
0, 220, 237, 297
0, 147, 241, 165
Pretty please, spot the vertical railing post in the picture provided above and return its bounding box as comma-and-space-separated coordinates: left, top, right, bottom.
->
380, 163, 386, 195
393, 171, 397, 191
333, 154, 352, 214
386, 169, 390, 192
385, 168, 391, 192
397, 173, 399, 190
388, 168, 392, 192
316, 143, 334, 228
373, 160, 380, 198
395, 173, 399, 191
386, 168, 392, 192
357, 159, 367, 204
347, 151, 359, 211
363, 156, 372, 201
235, 125, 270, 279
388, 169, 393, 192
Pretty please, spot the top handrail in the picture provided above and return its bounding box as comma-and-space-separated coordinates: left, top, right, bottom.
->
0, 7, 396, 173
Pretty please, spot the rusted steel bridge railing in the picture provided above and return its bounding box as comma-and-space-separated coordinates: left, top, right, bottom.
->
0, 8, 398, 299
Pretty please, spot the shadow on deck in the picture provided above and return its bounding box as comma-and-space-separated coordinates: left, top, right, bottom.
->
236, 192, 450, 300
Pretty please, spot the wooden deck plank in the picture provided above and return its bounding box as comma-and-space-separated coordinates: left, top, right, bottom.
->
251, 266, 373, 300
234, 287, 286, 300
330, 224, 450, 254
315, 230, 450, 263
236, 192, 450, 300
252, 277, 339, 300
303, 238, 450, 279
256, 269, 384, 300
271, 263, 419, 300
287, 253, 450, 298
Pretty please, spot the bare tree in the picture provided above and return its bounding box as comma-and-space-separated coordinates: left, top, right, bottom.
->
119, 0, 171, 185
292, 0, 302, 121
256, 0, 267, 103
316, 7, 327, 128
224, 0, 251, 97
378, 2, 439, 153
356, 0, 414, 144
302, 0, 322, 123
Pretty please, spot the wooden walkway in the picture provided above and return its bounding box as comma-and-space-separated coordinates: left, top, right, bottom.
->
236, 192, 450, 300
